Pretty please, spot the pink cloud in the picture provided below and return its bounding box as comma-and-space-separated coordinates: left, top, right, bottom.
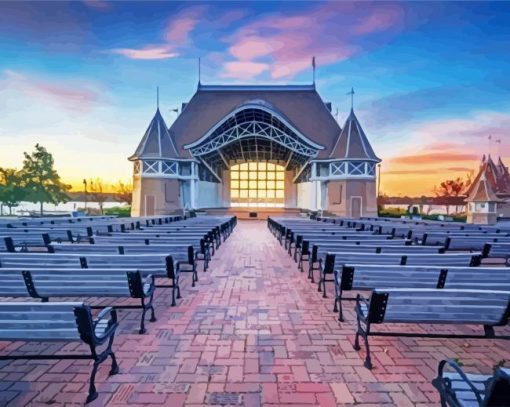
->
111, 7, 205, 61
2, 69, 102, 113
221, 61, 269, 80
220, 3, 405, 80
229, 37, 279, 61
111, 46, 178, 60
165, 6, 206, 44
82, 0, 111, 11
351, 8, 404, 35
386, 111, 510, 171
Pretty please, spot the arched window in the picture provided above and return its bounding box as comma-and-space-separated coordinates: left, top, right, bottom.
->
230, 162, 285, 207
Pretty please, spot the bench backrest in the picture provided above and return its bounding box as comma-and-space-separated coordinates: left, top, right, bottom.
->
340, 265, 510, 292
368, 288, 510, 325
0, 302, 85, 341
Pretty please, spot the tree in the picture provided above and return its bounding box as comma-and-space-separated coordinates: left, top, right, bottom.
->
88, 178, 108, 215
113, 180, 132, 205
21, 144, 70, 215
433, 177, 465, 215
0, 168, 26, 215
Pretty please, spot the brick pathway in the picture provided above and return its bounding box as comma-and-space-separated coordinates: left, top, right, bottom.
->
1, 220, 509, 406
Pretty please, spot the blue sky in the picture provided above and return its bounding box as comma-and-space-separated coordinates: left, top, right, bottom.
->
0, 1, 509, 195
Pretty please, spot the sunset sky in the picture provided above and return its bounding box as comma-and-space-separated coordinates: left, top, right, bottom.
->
0, 1, 509, 196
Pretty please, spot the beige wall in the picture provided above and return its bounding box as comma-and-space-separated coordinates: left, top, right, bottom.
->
284, 170, 297, 208
327, 179, 377, 218
131, 177, 182, 216
467, 212, 498, 225
498, 201, 510, 217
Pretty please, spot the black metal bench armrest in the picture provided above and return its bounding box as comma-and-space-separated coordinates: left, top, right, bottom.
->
436, 359, 484, 405
93, 307, 118, 342
143, 275, 156, 295
355, 293, 370, 323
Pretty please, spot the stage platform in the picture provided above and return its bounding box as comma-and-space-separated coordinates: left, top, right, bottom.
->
199, 207, 310, 220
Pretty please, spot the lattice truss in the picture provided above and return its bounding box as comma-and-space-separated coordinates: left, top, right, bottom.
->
141, 160, 179, 175
189, 108, 319, 162
330, 161, 376, 177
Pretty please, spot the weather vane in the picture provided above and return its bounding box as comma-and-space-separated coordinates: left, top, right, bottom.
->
346, 88, 355, 110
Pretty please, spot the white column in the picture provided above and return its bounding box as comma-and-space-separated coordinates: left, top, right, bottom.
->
190, 180, 196, 209
310, 163, 317, 211
316, 180, 322, 211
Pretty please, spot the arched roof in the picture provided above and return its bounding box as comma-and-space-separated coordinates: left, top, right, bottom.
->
168, 84, 341, 159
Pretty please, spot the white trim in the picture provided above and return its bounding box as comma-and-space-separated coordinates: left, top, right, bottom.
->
345, 118, 352, 158
183, 103, 324, 151
137, 118, 156, 158
354, 117, 370, 158
157, 119, 162, 157
198, 84, 316, 92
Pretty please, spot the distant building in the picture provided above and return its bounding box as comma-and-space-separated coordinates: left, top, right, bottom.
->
465, 155, 510, 224
129, 83, 380, 218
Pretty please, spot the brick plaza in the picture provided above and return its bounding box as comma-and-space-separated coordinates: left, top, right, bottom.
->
1, 221, 509, 406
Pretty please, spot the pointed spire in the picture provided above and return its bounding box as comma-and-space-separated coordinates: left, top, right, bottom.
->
466, 170, 500, 202
156, 86, 160, 110
329, 108, 380, 161
129, 108, 180, 160
312, 56, 316, 86
198, 57, 201, 86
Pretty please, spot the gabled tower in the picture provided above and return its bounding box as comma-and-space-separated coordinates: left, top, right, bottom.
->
466, 172, 501, 225
129, 108, 197, 216
320, 108, 381, 217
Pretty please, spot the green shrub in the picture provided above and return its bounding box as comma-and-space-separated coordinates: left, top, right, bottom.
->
104, 205, 131, 217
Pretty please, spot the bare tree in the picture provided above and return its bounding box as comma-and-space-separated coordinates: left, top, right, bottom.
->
433, 177, 465, 215
113, 181, 132, 205
88, 178, 108, 215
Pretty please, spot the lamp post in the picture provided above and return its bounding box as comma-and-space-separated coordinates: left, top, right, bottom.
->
83, 179, 88, 214
377, 164, 381, 197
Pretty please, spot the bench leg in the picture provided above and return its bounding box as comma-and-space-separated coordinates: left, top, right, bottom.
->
171, 283, 177, 306
109, 352, 119, 376
86, 362, 100, 403
337, 289, 344, 322
333, 284, 339, 313
139, 308, 147, 334
86, 337, 119, 403
353, 319, 373, 369
192, 263, 198, 287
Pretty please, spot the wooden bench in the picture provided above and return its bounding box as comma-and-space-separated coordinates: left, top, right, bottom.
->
0, 252, 182, 305
306, 243, 443, 279
0, 268, 156, 334
486, 243, 510, 263
432, 359, 510, 406
353, 288, 510, 369
319, 252, 481, 298
0, 302, 119, 403
335, 265, 510, 321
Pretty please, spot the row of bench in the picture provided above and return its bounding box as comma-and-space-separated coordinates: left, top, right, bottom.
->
0, 214, 237, 403
268, 216, 510, 371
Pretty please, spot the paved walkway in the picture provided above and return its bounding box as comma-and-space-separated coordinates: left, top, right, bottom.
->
1, 221, 510, 406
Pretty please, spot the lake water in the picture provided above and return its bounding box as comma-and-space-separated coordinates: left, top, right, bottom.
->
0, 201, 127, 216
